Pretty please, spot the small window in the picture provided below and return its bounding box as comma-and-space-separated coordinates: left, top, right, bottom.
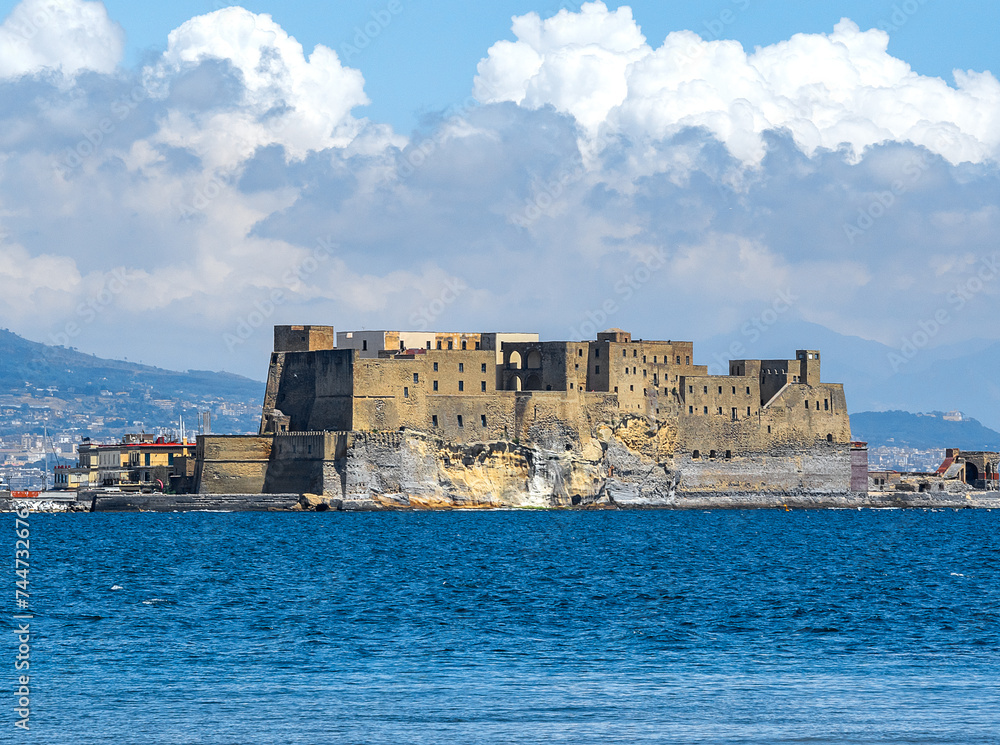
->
824, 399, 829, 411
614, 386, 618, 393
432, 415, 438, 427
827, 434, 834, 442
459, 363, 464, 372
747, 407, 751, 416
767, 425, 771, 434
643, 388, 647, 395
732, 386, 736, 394
688, 406, 694, 414
448, 341, 453, 350
633, 349, 637, 357
630, 385, 634, 391
596, 366, 600, 374
596, 349, 600, 359
475, 341, 481, 350
688, 385, 693, 393
643, 369, 647, 377
362, 340, 367, 351
458, 381, 464, 391
633, 367, 637, 374
654, 356, 657, 363
717, 407, 723, 415
481, 415, 487, 427
437, 341, 442, 349
703, 386, 708, 393
746, 386, 750, 395
732, 408, 738, 420
805, 401, 809, 409
404, 387, 409, 398
718, 386, 722, 394
570, 383, 574, 389
643, 355, 647, 363
676, 356, 681, 364
433, 380, 439, 391
703, 406, 708, 414
710, 450, 717, 458
625, 368, 629, 375
426, 341, 431, 349
400, 341, 405, 350
579, 349, 583, 357
725, 450, 732, 459
622, 349, 627, 357
457, 415, 463, 427
462, 341, 467, 350
481, 363, 487, 373
413, 372, 419, 383
693, 450, 701, 459
481, 381, 487, 392
433, 362, 438, 372
686, 356, 690, 364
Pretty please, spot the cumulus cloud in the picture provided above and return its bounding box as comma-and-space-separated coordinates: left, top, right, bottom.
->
475, 2, 1000, 166
0, 0, 123, 79
145, 7, 400, 168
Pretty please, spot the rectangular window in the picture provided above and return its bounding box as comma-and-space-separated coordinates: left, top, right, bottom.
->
462, 341, 467, 350
703, 386, 708, 393
433, 362, 438, 371
676, 356, 681, 364
643, 369, 647, 377
481, 363, 487, 373
481, 415, 487, 427
703, 406, 708, 414
689, 406, 694, 414
805, 401, 809, 409
448, 341, 453, 350
747, 407, 751, 416
688, 385, 693, 393
400, 341, 405, 350
746, 386, 750, 394
579, 349, 583, 356
437, 341, 442, 349
767, 425, 772, 434
643, 355, 647, 363
614, 386, 618, 393
824, 399, 829, 410
686, 356, 690, 364
458, 363, 464, 372
144, 453, 150, 466
718, 407, 723, 415
362, 340, 367, 351
732, 386, 736, 394
414, 372, 419, 383
457, 415, 463, 427
596, 349, 600, 358
570, 383, 574, 389
718, 386, 722, 394
622, 349, 627, 357
404, 387, 409, 398
596, 366, 600, 374
433, 380, 439, 391
633, 367, 637, 374
654, 356, 657, 363
643, 388, 647, 395
426, 341, 431, 349
481, 381, 487, 392
732, 408, 738, 421
458, 381, 464, 391
432, 415, 438, 427
630, 385, 634, 391
633, 349, 637, 357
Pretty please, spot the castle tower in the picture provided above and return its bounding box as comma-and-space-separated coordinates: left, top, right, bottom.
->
274, 325, 334, 352
796, 350, 821, 385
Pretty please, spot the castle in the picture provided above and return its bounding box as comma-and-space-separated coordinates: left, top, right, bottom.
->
194, 325, 864, 507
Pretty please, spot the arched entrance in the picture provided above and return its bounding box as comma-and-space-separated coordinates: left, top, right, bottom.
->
508, 351, 522, 369
965, 463, 980, 484
525, 374, 543, 391
508, 375, 522, 391
526, 350, 542, 369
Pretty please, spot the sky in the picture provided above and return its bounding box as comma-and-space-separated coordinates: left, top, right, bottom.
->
1, 0, 999, 405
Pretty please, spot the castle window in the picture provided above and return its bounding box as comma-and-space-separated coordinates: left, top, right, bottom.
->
476, 342, 481, 350
630, 385, 634, 391
633, 367, 637, 374
433, 363, 438, 372
426, 341, 431, 349
481, 415, 487, 427
746, 386, 750, 394
575, 364, 579, 370
570, 383, 574, 389
615, 387, 618, 393
704, 386, 708, 393
643, 369, 647, 377
459, 363, 464, 372
732, 386, 736, 394
686, 356, 690, 364
595, 349, 600, 358
676, 356, 681, 364
432, 415, 438, 427
827, 434, 833, 442
458, 381, 464, 391
717, 407, 723, 415
747, 407, 751, 416
596, 366, 600, 374
725, 450, 732, 459
404, 387, 409, 398
664, 388, 668, 395
688, 385, 693, 393
362, 340, 367, 351
625, 368, 628, 375
654, 356, 657, 363
462, 341, 467, 350
433, 381, 439, 391
816, 401, 820, 410
481, 381, 486, 392
824, 399, 829, 410
437, 341, 442, 349
731, 408, 738, 421
643, 388, 647, 395
414, 373, 419, 383
805, 401, 809, 409
767, 426, 771, 434
448, 341, 453, 350
457, 415, 463, 428
689, 406, 693, 414
693, 450, 700, 459
718, 386, 722, 394
579, 349, 583, 357
623, 349, 627, 357
400, 341, 405, 351
710, 450, 717, 458
703, 406, 708, 414
482, 363, 487, 373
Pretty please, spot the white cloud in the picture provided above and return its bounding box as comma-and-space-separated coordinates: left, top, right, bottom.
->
0, 0, 123, 79
145, 7, 400, 169
475, 2, 1000, 166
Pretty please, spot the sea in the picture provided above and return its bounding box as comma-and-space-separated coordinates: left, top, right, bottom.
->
11, 509, 1000, 744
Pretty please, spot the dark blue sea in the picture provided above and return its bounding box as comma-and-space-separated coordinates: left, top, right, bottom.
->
11, 509, 1000, 744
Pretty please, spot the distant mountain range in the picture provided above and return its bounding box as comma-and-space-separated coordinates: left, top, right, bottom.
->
0, 329, 265, 436
849, 411, 1000, 451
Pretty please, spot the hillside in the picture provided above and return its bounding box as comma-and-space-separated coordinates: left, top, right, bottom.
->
850, 410, 1000, 451
0, 329, 265, 436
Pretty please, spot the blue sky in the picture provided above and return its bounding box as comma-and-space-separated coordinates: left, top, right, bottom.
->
1, 0, 999, 423
2, 0, 998, 134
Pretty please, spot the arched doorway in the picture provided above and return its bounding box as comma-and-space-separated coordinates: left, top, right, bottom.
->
526, 350, 542, 369
525, 374, 543, 391
965, 463, 980, 484
508, 375, 522, 391
508, 351, 522, 370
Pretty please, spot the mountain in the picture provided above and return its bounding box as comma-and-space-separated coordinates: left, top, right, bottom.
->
849, 410, 1000, 451
0, 329, 265, 436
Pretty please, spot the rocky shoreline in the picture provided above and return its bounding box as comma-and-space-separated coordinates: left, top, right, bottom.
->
3, 489, 999, 513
